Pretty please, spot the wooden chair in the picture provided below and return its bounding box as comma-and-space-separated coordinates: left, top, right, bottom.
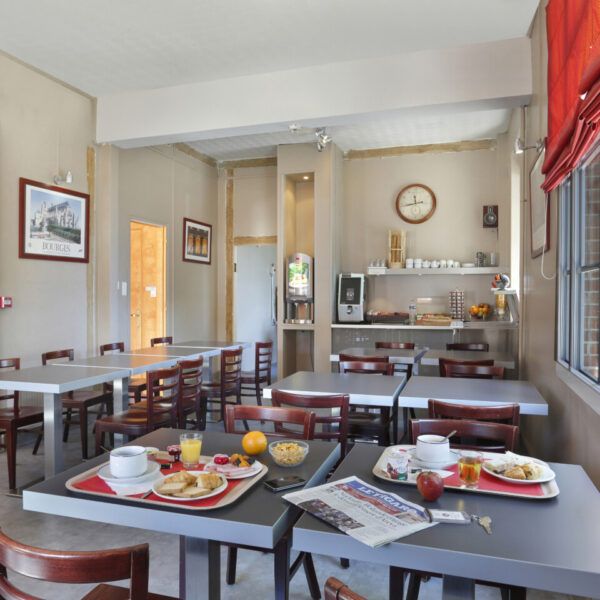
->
95, 365, 180, 455
410, 419, 518, 452
41, 349, 113, 460
0, 358, 44, 491
325, 577, 367, 600
240, 341, 273, 405
99, 342, 146, 403
270, 389, 349, 457
179, 357, 205, 430
428, 399, 520, 425
339, 360, 394, 446
446, 342, 489, 351
202, 347, 243, 422
438, 357, 494, 377
149, 336, 172, 347
375, 342, 415, 349
224, 404, 319, 597
444, 363, 505, 380
0, 529, 175, 600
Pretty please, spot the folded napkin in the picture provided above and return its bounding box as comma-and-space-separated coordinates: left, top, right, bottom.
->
106, 474, 161, 497
407, 468, 453, 483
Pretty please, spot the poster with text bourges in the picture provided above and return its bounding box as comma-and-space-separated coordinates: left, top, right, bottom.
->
19, 178, 90, 263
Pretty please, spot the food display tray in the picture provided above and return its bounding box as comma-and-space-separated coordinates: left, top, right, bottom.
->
373, 446, 559, 500
66, 455, 268, 511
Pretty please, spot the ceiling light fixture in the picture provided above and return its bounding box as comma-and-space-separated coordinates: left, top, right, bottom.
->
316, 128, 332, 152
53, 170, 73, 185
302, 175, 310, 180
288, 123, 301, 133
514, 137, 544, 155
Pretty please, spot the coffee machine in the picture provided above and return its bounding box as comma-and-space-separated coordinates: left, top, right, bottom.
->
337, 273, 366, 322
285, 252, 314, 324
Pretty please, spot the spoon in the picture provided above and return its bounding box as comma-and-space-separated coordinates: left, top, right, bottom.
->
441, 430, 457, 442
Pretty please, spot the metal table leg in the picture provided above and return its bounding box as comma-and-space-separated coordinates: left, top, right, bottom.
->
179, 536, 220, 600
43, 393, 63, 478
442, 576, 475, 600
274, 536, 291, 600
112, 376, 130, 446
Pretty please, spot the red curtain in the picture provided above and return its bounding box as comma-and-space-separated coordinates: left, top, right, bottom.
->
542, 0, 600, 192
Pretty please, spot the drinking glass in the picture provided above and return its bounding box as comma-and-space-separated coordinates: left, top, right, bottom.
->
180, 432, 203, 468
458, 451, 483, 488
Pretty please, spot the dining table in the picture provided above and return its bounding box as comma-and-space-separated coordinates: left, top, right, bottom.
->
22, 428, 340, 600
292, 443, 600, 599
263, 371, 407, 443
329, 347, 427, 368
420, 349, 516, 369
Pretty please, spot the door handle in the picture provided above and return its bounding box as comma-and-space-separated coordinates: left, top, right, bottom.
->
130, 312, 140, 317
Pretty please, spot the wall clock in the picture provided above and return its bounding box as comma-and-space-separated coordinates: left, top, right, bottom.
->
395, 184, 437, 224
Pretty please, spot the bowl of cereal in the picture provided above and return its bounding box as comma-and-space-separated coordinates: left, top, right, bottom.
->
268, 440, 309, 467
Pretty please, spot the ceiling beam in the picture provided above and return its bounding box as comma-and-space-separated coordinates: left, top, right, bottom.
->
345, 139, 496, 160
173, 143, 217, 167
96, 37, 532, 149
220, 156, 277, 169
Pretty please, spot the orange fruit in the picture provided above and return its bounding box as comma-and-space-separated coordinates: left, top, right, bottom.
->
242, 430, 268, 455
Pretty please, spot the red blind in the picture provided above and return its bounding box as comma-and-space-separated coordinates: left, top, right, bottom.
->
542, 0, 600, 191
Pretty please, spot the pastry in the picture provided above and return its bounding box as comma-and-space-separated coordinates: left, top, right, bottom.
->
156, 481, 188, 495
504, 466, 526, 480
196, 472, 223, 490
174, 487, 212, 499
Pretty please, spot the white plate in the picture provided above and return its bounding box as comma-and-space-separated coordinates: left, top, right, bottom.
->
482, 457, 556, 484
408, 448, 459, 469
97, 461, 160, 484
152, 471, 228, 502
204, 460, 263, 479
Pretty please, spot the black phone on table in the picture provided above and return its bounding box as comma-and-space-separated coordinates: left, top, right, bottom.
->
264, 476, 306, 492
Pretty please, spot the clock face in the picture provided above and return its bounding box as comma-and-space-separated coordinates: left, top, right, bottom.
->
395, 184, 436, 224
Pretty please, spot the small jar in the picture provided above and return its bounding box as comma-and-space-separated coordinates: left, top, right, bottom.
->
386, 450, 409, 481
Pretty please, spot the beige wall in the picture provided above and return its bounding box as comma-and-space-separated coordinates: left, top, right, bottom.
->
0, 53, 95, 366
520, 2, 600, 488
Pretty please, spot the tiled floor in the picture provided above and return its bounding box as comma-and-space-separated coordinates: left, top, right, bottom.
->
0, 427, 590, 599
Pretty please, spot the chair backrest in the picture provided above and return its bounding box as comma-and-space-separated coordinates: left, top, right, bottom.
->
444, 363, 504, 380
179, 357, 203, 405
99, 342, 125, 355
325, 577, 367, 600
0, 529, 149, 600
41, 349, 74, 365
254, 341, 273, 382
438, 357, 494, 377
150, 336, 173, 347
221, 347, 243, 388
410, 419, 518, 452
338, 353, 389, 363
446, 342, 489, 352
224, 404, 316, 439
428, 399, 520, 425
271, 389, 349, 456
145, 364, 180, 428
375, 342, 415, 349
339, 361, 394, 376
0, 358, 19, 411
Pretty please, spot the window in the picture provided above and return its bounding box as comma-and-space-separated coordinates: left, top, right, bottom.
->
558, 144, 600, 387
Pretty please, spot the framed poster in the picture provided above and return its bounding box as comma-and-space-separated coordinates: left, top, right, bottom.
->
529, 149, 550, 258
182, 218, 212, 264
19, 178, 89, 263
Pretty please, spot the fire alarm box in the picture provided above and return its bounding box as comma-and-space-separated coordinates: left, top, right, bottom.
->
0, 297, 13, 309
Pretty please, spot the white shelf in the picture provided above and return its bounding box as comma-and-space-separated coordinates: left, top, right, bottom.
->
331, 321, 518, 331
367, 267, 507, 276
280, 323, 315, 331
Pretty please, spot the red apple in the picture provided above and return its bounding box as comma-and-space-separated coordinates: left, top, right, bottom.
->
416, 471, 444, 501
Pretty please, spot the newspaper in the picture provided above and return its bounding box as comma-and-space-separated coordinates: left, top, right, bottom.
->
283, 476, 436, 548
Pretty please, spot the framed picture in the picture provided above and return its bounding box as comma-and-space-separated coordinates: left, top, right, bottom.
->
183, 217, 212, 264
529, 149, 550, 258
19, 178, 90, 263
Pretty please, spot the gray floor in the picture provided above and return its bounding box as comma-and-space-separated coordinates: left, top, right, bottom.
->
0, 426, 589, 600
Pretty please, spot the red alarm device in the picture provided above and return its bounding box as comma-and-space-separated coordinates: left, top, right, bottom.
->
0, 297, 12, 309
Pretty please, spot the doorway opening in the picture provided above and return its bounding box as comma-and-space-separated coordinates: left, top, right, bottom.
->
130, 220, 167, 349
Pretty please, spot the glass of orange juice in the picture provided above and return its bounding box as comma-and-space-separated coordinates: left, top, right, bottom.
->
458, 451, 483, 488
180, 433, 203, 468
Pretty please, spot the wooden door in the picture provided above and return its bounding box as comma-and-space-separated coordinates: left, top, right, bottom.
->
130, 221, 166, 349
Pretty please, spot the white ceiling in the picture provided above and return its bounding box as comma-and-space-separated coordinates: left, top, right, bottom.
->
0, 0, 538, 97
188, 107, 511, 160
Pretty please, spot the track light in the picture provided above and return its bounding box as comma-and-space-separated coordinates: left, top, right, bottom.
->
514, 138, 544, 155
54, 170, 73, 185
316, 128, 332, 152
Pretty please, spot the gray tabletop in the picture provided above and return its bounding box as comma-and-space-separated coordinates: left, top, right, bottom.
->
293, 444, 600, 598
23, 429, 340, 549
400, 376, 548, 415
121, 346, 210, 359
0, 364, 130, 394
263, 371, 406, 407
171, 340, 252, 350
420, 349, 515, 369
57, 353, 180, 375
330, 347, 427, 365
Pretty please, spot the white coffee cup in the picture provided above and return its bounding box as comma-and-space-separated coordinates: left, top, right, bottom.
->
405, 258, 414, 269
110, 445, 148, 478
414, 259, 423, 268
422, 260, 431, 268
431, 260, 440, 268
440, 260, 447, 268
416, 435, 450, 464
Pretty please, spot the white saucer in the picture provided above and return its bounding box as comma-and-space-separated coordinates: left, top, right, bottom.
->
98, 460, 160, 484
408, 448, 459, 469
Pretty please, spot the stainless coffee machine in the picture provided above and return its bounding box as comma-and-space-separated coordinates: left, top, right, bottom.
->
337, 273, 366, 323
285, 252, 314, 324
